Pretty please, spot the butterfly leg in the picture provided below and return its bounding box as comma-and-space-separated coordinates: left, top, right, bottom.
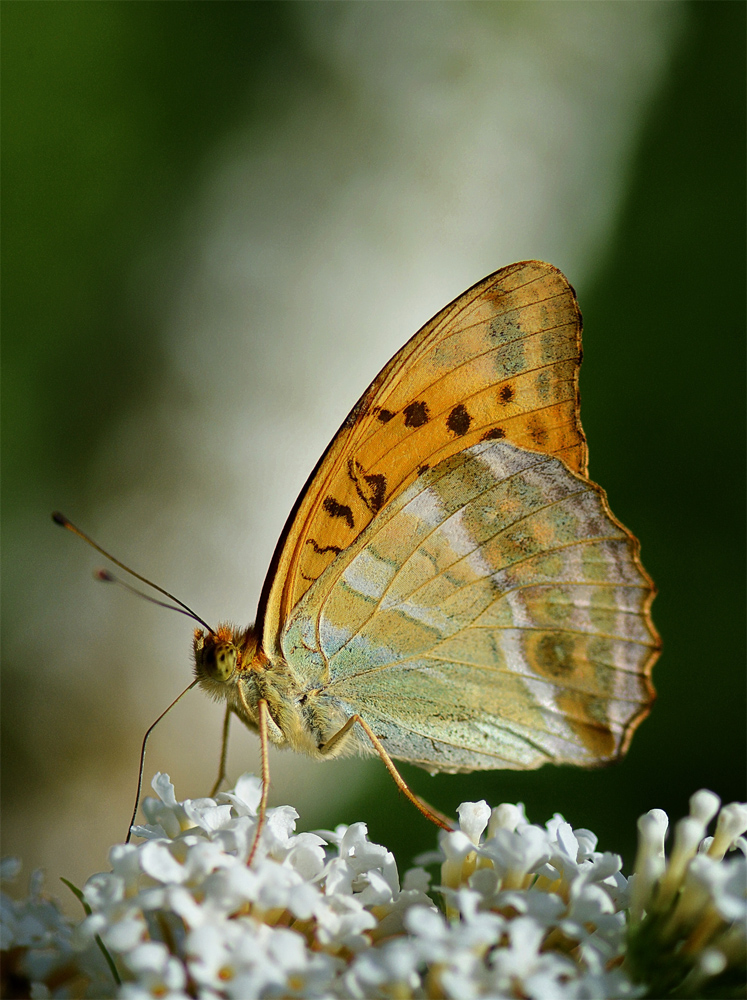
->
210, 704, 233, 798
320, 714, 453, 831
244, 696, 271, 867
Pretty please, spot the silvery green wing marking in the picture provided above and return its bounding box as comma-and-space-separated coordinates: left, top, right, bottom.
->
280, 440, 658, 773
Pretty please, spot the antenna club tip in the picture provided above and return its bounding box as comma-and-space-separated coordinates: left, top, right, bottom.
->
52, 511, 70, 527
95, 569, 115, 582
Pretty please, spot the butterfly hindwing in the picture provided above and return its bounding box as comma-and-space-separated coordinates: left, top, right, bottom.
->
281, 440, 658, 771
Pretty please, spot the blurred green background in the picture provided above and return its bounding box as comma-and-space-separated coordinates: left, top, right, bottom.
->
2, 2, 744, 906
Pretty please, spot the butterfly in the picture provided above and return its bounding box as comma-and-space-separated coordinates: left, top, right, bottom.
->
192, 260, 660, 836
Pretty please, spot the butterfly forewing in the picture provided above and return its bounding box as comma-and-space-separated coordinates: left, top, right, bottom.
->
281, 440, 658, 772
261, 261, 588, 647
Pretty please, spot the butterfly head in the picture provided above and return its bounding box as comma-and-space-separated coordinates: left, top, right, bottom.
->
193, 623, 259, 698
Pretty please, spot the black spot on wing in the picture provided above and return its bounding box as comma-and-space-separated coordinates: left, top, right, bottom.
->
403, 401, 430, 427
481, 427, 505, 441
348, 457, 388, 514
499, 383, 515, 403
375, 407, 395, 423
364, 472, 387, 513
446, 403, 472, 436
322, 496, 355, 530
305, 539, 343, 556
417, 464, 429, 475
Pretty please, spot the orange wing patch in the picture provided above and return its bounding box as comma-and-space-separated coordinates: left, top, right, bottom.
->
260, 261, 586, 648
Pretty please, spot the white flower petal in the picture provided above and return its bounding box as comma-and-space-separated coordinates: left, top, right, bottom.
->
457, 800, 491, 844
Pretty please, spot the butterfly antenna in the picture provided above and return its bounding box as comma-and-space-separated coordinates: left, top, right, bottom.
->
94, 569, 212, 627
52, 512, 214, 633
126, 680, 200, 843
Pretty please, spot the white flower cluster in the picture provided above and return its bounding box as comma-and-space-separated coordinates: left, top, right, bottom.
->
1, 775, 745, 999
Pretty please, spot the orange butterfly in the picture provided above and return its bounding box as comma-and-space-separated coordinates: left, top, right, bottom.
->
57, 260, 659, 849
192, 260, 659, 839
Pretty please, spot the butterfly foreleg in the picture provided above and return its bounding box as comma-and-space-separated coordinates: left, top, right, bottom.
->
320, 714, 453, 831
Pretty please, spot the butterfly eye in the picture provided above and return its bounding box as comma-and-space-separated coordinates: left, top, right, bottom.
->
211, 644, 238, 682
193, 633, 238, 685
